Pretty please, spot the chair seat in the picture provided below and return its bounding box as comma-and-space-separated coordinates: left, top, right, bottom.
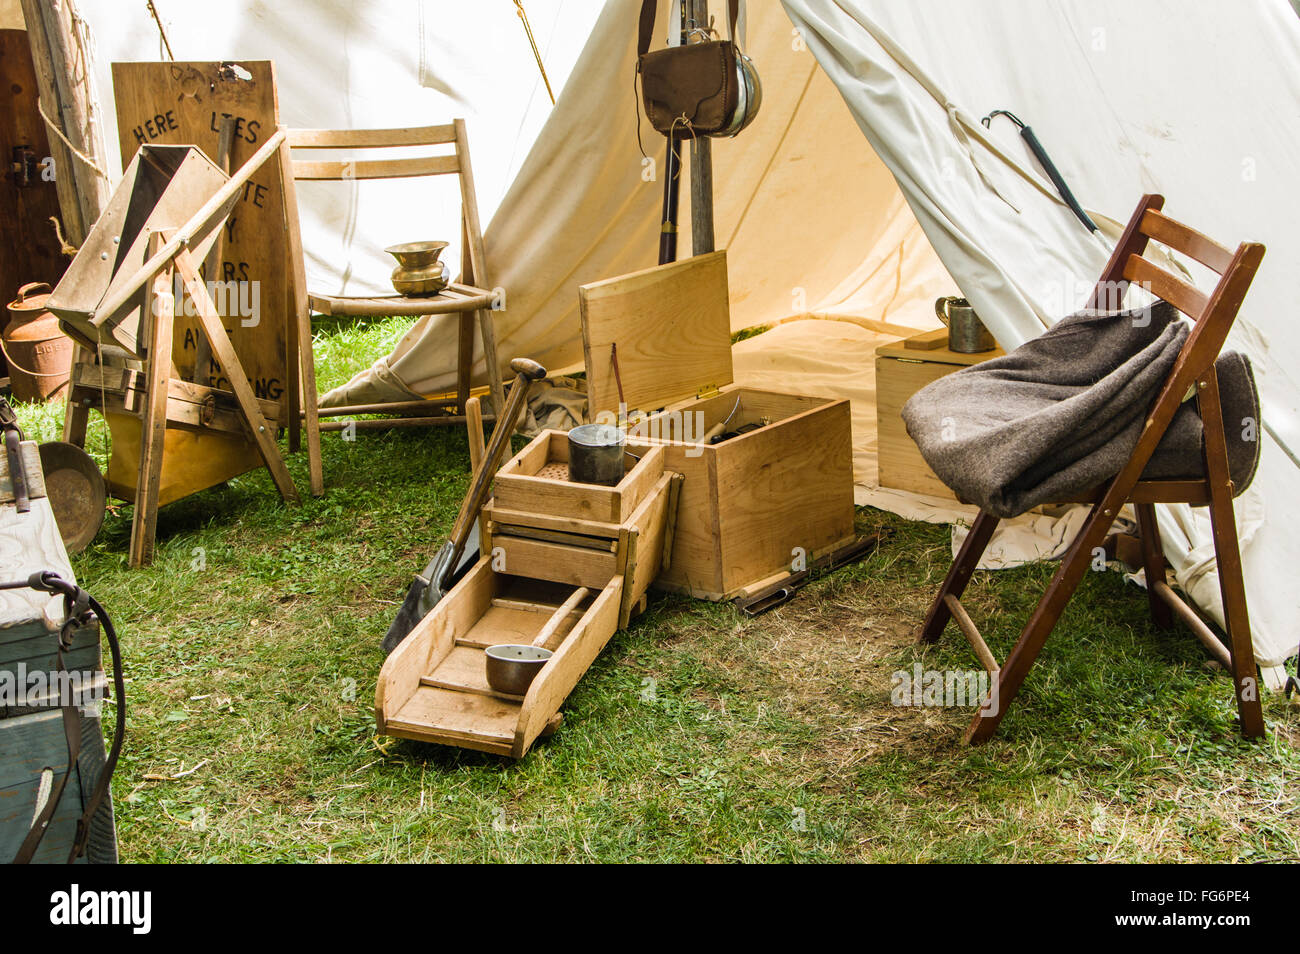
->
308, 281, 494, 317
1055, 478, 1212, 506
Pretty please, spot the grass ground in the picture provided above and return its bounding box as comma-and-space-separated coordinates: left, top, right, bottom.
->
14, 312, 1299, 863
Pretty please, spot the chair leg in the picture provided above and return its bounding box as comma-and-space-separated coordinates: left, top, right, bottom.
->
1198, 370, 1266, 739
966, 500, 1119, 744
456, 310, 474, 414
1135, 503, 1173, 629
919, 510, 1000, 642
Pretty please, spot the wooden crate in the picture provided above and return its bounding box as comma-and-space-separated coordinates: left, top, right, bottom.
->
579, 251, 856, 601
875, 328, 1005, 500
377, 441, 680, 757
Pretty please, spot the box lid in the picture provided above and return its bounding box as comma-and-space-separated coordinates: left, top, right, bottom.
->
875, 327, 1005, 367
579, 250, 732, 418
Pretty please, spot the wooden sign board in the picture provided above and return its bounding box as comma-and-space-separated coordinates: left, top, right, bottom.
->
110, 60, 291, 414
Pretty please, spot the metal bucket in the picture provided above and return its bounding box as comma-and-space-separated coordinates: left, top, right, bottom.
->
5, 282, 74, 402
567, 423, 626, 486
484, 644, 553, 696
935, 296, 996, 354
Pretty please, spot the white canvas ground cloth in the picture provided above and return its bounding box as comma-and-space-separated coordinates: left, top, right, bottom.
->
61, 1, 1300, 681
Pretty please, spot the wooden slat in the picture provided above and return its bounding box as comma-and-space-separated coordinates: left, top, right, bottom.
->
491, 535, 618, 590
482, 504, 621, 541
1140, 209, 1235, 274
1055, 478, 1212, 506
943, 594, 1000, 675
307, 285, 495, 317
288, 124, 457, 148
1151, 581, 1231, 668
291, 154, 459, 180
1124, 254, 1210, 318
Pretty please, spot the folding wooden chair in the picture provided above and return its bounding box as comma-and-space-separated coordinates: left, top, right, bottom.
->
919, 194, 1267, 744
281, 119, 505, 471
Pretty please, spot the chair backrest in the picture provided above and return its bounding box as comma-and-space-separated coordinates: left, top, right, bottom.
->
287, 124, 462, 180
283, 119, 488, 288
1085, 194, 1264, 424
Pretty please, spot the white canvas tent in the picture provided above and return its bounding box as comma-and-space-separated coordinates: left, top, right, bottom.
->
34, 0, 1300, 683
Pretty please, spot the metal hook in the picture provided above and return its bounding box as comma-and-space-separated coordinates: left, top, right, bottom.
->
981, 109, 1025, 130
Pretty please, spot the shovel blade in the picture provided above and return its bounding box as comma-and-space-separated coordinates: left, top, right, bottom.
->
380, 521, 482, 654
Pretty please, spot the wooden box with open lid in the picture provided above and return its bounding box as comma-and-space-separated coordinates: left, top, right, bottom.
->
578, 250, 856, 601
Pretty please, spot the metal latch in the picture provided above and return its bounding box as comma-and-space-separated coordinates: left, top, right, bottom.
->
10, 145, 38, 187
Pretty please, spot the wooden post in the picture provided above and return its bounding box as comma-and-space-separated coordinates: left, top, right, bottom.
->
22, 0, 110, 446
688, 0, 715, 256
18, 0, 108, 246
128, 233, 173, 567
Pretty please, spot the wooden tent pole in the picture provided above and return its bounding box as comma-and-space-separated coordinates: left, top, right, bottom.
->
688, 0, 715, 256
18, 0, 108, 246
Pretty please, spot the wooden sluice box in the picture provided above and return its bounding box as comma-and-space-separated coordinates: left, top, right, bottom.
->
376, 438, 681, 758
579, 251, 856, 601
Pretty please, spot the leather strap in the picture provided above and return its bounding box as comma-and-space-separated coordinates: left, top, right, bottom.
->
639, 0, 740, 57
11, 637, 82, 864
5, 573, 126, 864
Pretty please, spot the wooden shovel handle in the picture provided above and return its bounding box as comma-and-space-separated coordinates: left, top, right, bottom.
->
532, 587, 589, 650
445, 358, 546, 558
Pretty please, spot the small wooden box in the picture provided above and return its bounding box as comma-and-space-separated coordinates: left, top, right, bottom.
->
875, 328, 1005, 499
579, 251, 856, 601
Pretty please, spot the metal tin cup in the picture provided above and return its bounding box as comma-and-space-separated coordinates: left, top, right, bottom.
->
936, 296, 996, 354
567, 423, 626, 486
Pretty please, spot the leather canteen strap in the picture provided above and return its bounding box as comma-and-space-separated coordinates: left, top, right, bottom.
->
639, 0, 741, 56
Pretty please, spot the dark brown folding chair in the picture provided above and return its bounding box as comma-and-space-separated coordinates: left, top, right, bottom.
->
919, 194, 1267, 744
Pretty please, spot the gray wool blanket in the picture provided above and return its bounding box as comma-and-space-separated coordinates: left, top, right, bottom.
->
901, 301, 1261, 518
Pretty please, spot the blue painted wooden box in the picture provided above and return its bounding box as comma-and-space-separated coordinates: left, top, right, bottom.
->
0, 440, 116, 863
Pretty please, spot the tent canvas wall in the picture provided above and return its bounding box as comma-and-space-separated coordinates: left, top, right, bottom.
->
48, 0, 1300, 683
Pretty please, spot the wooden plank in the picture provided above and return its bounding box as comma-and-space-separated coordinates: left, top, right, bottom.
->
875, 355, 962, 499
487, 524, 617, 552
288, 124, 457, 148
375, 557, 495, 729
290, 154, 459, 180
711, 396, 856, 596
387, 685, 516, 753
103, 411, 262, 506
1124, 254, 1209, 319
306, 285, 495, 317
75, 363, 282, 431
489, 535, 618, 590
493, 470, 621, 523
481, 504, 621, 541
1140, 208, 1234, 274
175, 251, 299, 504
620, 472, 675, 626
514, 577, 623, 757
455, 118, 504, 413
276, 128, 323, 495
128, 240, 173, 567
580, 250, 732, 417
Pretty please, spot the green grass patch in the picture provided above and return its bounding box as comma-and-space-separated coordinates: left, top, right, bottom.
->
9, 312, 1298, 863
